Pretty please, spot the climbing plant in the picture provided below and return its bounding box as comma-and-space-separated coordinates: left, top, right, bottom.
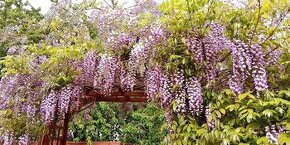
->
0, 0, 289, 144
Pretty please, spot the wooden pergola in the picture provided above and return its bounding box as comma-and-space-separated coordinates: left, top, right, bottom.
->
39, 87, 148, 145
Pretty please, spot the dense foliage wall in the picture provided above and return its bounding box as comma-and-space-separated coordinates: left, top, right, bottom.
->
68, 103, 166, 144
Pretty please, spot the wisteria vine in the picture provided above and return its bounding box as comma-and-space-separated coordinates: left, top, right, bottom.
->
0, 0, 288, 144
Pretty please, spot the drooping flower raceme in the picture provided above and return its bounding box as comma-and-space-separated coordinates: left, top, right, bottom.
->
145, 67, 162, 100
160, 74, 173, 108
187, 23, 230, 84
120, 68, 136, 91
229, 40, 248, 94
250, 44, 268, 92
173, 70, 187, 113
79, 51, 98, 86
229, 40, 268, 94
41, 90, 58, 122
266, 48, 282, 65
186, 77, 202, 115
265, 124, 286, 145
94, 54, 120, 94
59, 86, 73, 116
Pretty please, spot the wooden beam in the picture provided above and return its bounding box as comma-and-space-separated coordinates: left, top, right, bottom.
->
86, 89, 146, 97
84, 95, 147, 102
83, 88, 147, 102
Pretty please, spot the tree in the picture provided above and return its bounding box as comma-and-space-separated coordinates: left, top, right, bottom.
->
0, 0, 43, 57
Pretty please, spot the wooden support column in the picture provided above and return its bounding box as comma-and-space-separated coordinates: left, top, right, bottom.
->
39, 100, 60, 145
60, 110, 71, 145
39, 133, 50, 145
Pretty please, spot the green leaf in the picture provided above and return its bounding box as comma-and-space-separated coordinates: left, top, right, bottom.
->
246, 112, 255, 123
256, 137, 269, 144
275, 107, 285, 114
262, 109, 273, 117
278, 133, 290, 145
239, 108, 249, 115
169, 54, 181, 61
240, 112, 248, 120
276, 98, 290, 105
278, 90, 290, 97
226, 104, 238, 112
215, 110, 222, 118
238, 91, 255, 101
221, 89, 233, 95
222, 139, 230, 145
182, 58, 186, 64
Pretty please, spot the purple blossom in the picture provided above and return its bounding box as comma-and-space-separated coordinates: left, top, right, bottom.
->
175, 91, 187, 113
205, 104, 215, 129
160, 75, 173, 108
59, 86, 73, 116
265, 124, 286, 145
188, 23, 230, 84
145, 67, 162, 100
250, 44, 268, 92
187, 77, 202, 115
266, 48, 282, 65
94, 54, 120, 93
229, 40, 268, 94
75, 51, 98, 87
120, 69, 136, 91
173, 70, 187, 113
3, 132, 14, 145
40, 90, 58, 122
187, 37, 204, 65
18, 134, 29, 145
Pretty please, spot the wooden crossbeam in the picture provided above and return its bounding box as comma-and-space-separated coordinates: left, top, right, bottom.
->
84, 88, 147, 102
84, 95, 147, 102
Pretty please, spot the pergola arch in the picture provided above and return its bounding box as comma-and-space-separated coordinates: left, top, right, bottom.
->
39, 87, 148, 145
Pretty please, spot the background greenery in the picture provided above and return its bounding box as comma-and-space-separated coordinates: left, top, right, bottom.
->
68, 103, 167, 145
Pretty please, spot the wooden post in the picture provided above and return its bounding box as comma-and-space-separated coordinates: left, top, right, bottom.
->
60, 111, 71, 145
38, 126, 51, 145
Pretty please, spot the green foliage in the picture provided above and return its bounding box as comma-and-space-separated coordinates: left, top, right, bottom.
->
0, 109, 46, 140
0, 42, 95, 88
121, 103, 167, 144
158, 0, 290, 143
69, 103, 167, 145
0, 0, 43, 56
163, 90, 290, 145
0, 0, 42, 29
69, 103, 120, 144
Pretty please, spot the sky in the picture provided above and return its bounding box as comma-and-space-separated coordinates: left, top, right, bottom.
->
28, 0, 52, 14
27, 0, 243, 15
27, 0, 153, 14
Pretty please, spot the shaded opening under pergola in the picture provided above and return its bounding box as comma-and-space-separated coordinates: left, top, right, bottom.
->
39, 87, 148, 145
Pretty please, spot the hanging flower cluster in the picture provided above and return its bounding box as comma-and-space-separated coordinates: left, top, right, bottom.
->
187, 77, 202, 115
265, 124, 288, 144
187, 23, 231, 83
229, 40, 268, 94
